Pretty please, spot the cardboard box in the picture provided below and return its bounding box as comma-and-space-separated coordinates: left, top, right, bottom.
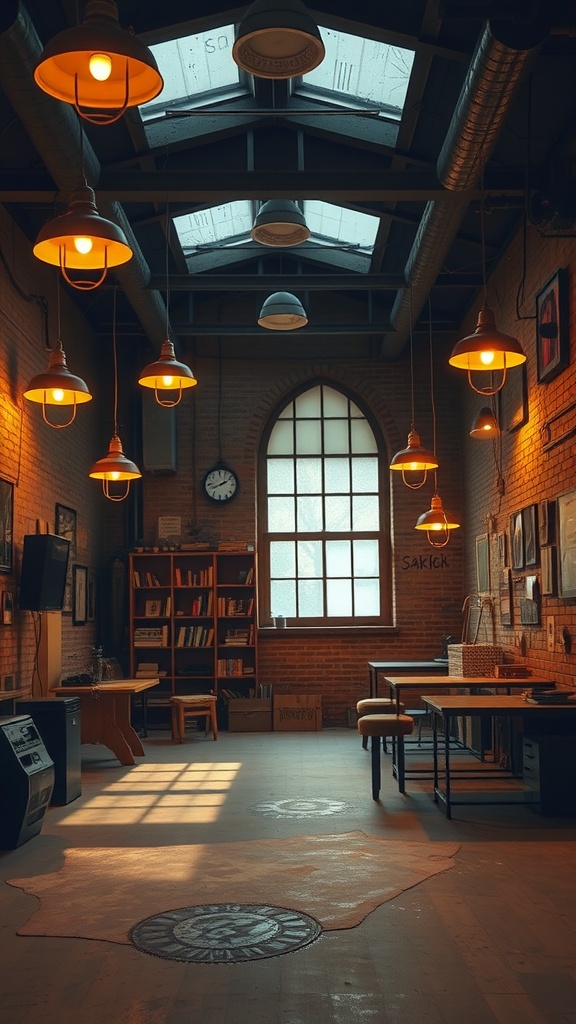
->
228, 698, 272, 732
448, 643, 503, 677
273, 694, 322, 731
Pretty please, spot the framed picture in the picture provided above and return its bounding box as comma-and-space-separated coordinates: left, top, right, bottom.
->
539, 499, 555, 547
1, 590, 14, 624
0, 479, 14, 573
498, 532, 508, 568
522, 504, 538, 567
145, 599, 162, 617
499, 568, 512, 626
520, 574, 540, 626
475, 534, 490, 594
536, 268, 569, 384
500, 363, 528, 433
56, 504, 76, 614
73, 564, 87, 625
541, 545, 557, 597
87, 571, 96, 622
510, 511, 524, 570
558, 488, 576, 598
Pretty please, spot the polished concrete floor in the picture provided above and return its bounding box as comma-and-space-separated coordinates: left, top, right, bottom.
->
1, 726, 575, 1024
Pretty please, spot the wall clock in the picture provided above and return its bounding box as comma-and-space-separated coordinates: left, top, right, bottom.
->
203, 464, 239, 503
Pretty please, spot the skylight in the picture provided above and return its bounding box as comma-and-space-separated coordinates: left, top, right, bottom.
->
300, 28, 415, 118
304, 202, 378, 252
140, 25, 242, 121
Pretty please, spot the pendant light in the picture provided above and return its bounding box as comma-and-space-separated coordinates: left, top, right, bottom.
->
469, 405, 500, 439
449, 167, 525, 394
258, 290, 307, 330
232, 0, 325, 80
389, 289, 438, 488
251, 200, 310, 246
138, 210, 197, 406
416, 301, 461, 547
34, 0, 163, 126
89, 287, 141, 501
23, 280, 92, 427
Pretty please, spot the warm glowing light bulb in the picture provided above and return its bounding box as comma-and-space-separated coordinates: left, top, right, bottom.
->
74, 236, 93, 255
110, 471, 120, 481
482, 424, 491, 432
52, 388, 65, 403
431, 522, 443, 531
480, 349, 495, 366
162, 375, 174, 387
409, 462, 418, 471
89, 53, 112, 81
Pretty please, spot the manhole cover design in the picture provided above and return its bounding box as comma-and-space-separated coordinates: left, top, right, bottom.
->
129, 903, 322, 963
252, 797, 350, 818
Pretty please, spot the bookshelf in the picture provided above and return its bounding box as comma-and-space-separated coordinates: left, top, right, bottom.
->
129, 550, 258, 721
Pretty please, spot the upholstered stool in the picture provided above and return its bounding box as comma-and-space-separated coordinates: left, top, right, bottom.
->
170, 694, 218, 742
357, 714, 414, 799
356, 698, 405, 750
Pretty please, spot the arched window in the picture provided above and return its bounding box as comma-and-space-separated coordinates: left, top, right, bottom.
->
258, 382, 391, 627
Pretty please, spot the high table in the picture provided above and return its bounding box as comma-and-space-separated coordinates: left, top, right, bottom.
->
52, 679, 159, 766
422, 693, 576, 818
367, 660, 447, 699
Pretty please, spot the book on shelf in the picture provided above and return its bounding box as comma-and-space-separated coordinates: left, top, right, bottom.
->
217, 658, 255, 677
176, 625, 214, 648
133, 570, 162, 587
174, 565, 213, 587
133, 624, 169, 647
216, 596, 254, 616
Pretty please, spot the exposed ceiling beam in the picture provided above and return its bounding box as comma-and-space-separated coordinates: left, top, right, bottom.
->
149, 273, 482, 291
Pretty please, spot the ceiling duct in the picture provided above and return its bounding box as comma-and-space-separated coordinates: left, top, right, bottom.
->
383, 17, 547, 359
0, 2, 167, 347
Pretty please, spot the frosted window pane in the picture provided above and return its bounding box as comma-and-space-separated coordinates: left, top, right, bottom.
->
323, 388, 349, 417
304, 30, 415, 115
298, 579, 323, 617
296, 458, 322, 493
326, 540, 351, 577
270, 542, 295, 578
327, 579, 352, 616
354, 578, 380, 616
295, 419, 321, 454
279, 402, 294, 419
297, 540, 322, 577
325, 495, 350, 532
142, 26, 238, 119
304, 201, 378, 253
174, 201, 251, 249
353, 539, 379, 576
271, 580, 296, 618
268, 459, 294, 494
351, 419, 377, 453
297, 496, 323, 532
352, 495, 379, 531
295, 388, 321, 417
268, 421, 294, 455
325, 458, 350, 493
324, 420, 349, 454
349, 400, 363, 418
351, 457, 378, 492
268, 496, 295, 532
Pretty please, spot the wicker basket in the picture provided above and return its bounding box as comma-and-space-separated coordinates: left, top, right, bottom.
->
448, 643, 503, 677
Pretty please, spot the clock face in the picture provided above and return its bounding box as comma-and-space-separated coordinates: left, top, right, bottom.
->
203, 465, 239, 503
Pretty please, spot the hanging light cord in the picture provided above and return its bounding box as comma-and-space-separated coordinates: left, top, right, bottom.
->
217, 337, 223, 464
408, 287, 416, 431
165, 207, 170, 338
428, 298, 438, 488
112, 285, 119, 436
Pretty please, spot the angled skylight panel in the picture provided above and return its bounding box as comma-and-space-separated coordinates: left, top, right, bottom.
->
140, 25, 242, 121
304, 201, 379, 253
173, 202, 253, 251
301, 29, 415, 118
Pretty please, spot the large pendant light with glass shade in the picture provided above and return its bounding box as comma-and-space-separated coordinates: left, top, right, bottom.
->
23, 279, 92, 427
251, 200, 310, 247
449, 166, 526, 395
389, 289, 438, 488
258, 290, 307, 330
34, 0, 163, 126
232, 0, 325, 80
89, 286, 141, 501
138, 210, 197, 407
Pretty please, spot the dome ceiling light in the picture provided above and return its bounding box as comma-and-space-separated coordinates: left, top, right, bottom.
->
232, 0, 325, 80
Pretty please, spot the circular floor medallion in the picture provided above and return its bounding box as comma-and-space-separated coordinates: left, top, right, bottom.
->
129, 903, 322, 963
251, 797, 350, 818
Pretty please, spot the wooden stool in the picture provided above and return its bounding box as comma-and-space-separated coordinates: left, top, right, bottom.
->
356, 698, 405, 750
357, 714, 414, 799
170, 694, 218, 742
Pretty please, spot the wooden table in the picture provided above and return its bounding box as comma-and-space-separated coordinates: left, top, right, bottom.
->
422, 693, 576, 818
383, 674, 549, 714
52, 679, 159, 766
367, 660, 447, 698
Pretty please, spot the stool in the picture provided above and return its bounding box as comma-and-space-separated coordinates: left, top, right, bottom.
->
356, 698, 405, 751
357, 714, 414, 799
170, 694, 218, 742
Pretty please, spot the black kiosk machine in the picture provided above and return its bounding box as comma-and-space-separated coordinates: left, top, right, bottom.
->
0, 715, 55, 849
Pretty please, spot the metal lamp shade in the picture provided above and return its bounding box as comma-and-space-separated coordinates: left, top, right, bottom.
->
232, 0, 325, 79
33, 183, 133, 271
389, 430, 439, 473
23, 347, 92, 407
470, 406, 500, 439
415, 494, 460, 532
258, 291, 308, 330
449, 306, 526, 372
251, 200, 310, 246
89, 434, 141, 482
138, 340, 197, 399
34, 0, 163, 114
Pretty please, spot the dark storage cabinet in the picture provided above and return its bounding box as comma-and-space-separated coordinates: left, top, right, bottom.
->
523, 734, 576, 816
16, 698, 81, 805
0, 715, 54, 848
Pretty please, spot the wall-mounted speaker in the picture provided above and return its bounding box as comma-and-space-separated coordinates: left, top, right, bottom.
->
19, 534, 70, 612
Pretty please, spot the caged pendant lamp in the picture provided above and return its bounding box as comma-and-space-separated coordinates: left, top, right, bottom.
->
34, 0, 163, 126
232, 0, 325, 80
138, 211, 197, 406
23, 284, 92, 428
251, 200, 310, 247
258, 290, 307, 330
89, 287, 141, 501
389, 289, 438, 488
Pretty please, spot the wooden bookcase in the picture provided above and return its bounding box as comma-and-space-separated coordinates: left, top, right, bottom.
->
129, 550, 258, 719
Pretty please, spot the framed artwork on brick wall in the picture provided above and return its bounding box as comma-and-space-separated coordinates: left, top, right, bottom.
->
510, 510, 524, 570
558, 488, 576, 598
0, 479, 13, 573
536, 268, 569, 384
522, 504, 538, 567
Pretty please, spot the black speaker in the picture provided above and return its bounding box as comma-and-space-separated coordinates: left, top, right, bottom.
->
19, 534, 70, 611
